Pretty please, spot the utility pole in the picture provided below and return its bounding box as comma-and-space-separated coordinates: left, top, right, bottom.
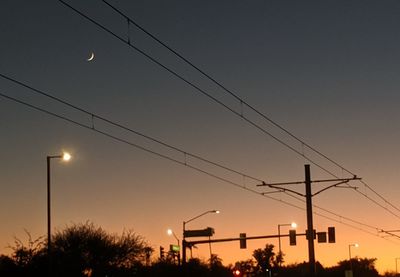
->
305, 164, 316, 276
182, 220, 187, 265
258, 164, 360, 277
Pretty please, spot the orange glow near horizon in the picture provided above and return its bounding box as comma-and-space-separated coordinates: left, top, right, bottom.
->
2, 1, 400, 276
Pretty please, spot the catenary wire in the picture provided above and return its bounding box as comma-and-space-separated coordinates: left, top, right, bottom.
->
58, 0, 400, 217
2, 70, 398, 221
0, 89, 397, 244
99, 0, 400, 215
0, 72, 262, 184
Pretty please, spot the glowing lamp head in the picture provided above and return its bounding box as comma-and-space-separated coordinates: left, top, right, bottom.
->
291, 222, 297, 228
214, 210, 220, 214
167, 229, 173, 236
354, 243, 359, 248
62, 152, 71, 161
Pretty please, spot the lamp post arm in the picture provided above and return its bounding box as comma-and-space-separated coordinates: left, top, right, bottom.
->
184, 211, 213, 225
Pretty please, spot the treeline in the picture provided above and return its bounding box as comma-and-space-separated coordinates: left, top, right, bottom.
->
0, 222, 396, 277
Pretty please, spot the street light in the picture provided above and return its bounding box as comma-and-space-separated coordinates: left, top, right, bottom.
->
167, 229, 181, 265
349, 243, 359, 272
182, 210, 219, 264
277, 222, 297, 266
47, 152, 71, 274
395, 257, 400, 275
348, 243, 359, 260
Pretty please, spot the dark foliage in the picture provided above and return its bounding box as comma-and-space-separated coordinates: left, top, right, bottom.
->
0, 225, 387, 277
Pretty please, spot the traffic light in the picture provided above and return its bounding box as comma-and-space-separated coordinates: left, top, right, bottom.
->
289, 230, 296, 245
160, 246, 165, 258
328, 227, 335, 243
317, 232, 327, 243
239, 233, 247, 249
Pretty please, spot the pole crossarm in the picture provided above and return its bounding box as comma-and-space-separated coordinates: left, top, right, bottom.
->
257, 181, 304, 186
258, 177, 361, 197
266, 184, 306, 197
312, 180, 359, 197
379, 229, 400, 239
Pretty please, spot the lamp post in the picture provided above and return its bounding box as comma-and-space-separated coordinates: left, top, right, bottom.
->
348, 243, 359, 273
167, 229, 181, 265
47, 152, 71, 275
278, 222, 297, 266
182, 210, 219, 264
277, 222, 297, 266
395, 257, 400, 275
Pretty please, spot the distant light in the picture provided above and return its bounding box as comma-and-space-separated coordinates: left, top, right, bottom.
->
62, 152, 71, 161
291, 222, 297, 228
233, 269, 240, 275
214, 210, 220, 214
167, 229, 173, 236
355, 243, 359, 248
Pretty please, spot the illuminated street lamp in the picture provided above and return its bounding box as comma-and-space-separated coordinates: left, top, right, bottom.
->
182, 210, 220, 264
349, 243, 359, 272
167, 229, 181, 265
348, 243, 359, 260
47, 152, 71, 274
277, 222, 297, 266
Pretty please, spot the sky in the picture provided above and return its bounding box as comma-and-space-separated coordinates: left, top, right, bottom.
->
1, 0, 400, 273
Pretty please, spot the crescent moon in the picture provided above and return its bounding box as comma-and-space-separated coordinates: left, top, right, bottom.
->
87, 52, 95, 61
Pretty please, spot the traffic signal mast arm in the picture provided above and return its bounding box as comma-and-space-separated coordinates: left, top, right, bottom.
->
185, 233, 305, 247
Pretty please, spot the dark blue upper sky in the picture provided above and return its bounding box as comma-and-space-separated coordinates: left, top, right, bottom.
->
1, 0, 400, 271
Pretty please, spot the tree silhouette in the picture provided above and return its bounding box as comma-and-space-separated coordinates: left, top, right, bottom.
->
336, 257, 379, 277
233, 259, 256, 275
253, 244, 276, 273
51, 222, 152, 276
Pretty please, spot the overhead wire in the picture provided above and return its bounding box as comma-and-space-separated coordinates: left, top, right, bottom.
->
0, 91, 394, 244
1, 76, 398, 244
0, 72, 262, 185
58, 0, 400, 218
100, 0, 400, 215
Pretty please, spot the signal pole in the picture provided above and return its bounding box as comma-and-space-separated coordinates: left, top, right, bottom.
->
258, 164, 360, 277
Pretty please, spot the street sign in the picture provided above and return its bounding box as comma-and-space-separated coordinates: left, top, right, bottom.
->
184, 227, 215, 238
170, 244, 180, 252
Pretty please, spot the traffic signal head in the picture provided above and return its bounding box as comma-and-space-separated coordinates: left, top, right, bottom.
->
239, 233, 247, 249
289, 230, 296, 245
328, 227, 335, 243
317, 232, 327, 243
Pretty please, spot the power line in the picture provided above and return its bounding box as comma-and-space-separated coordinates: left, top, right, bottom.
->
0, 90, 295, 210
0, 72, 261, 185
58, 0, 400, 218
284, 192, 384, 232
0, 91, 392, 243
1, 79, 398, 245
99, 0, 400, 216
55, 0, 332, 174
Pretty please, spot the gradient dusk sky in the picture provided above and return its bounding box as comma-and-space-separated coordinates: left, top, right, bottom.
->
1, 0, 400, 273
